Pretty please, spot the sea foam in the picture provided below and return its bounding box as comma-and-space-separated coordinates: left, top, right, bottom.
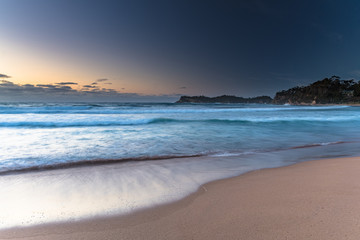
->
0, 156, 254, 228
1, 142, 359, 229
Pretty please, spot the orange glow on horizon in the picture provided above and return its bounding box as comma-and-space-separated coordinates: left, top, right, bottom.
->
0, 37, 189, 96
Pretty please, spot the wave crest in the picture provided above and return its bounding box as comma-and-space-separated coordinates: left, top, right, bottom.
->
0, 115, 358, 128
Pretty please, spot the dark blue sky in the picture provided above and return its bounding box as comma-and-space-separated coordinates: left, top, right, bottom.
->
1, 0, 360, 101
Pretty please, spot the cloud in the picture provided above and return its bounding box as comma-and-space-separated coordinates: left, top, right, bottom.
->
83, 85, 98, 89
0, 82, 78, 99
90, 78, 112, 86
96, 78, 108, 82
0, 73, 11, 79
55, 82, 78, 85
0, 80, 179, 102
23, 84, 35, 88
0, 80, 15, 87
179, 86, 187, 89
36, 84, 57, 88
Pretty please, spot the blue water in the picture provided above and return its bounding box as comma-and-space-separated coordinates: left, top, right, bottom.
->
0, 102, 360, 228
0, 103, 359, 172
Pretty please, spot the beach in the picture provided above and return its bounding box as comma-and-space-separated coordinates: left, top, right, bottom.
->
1, 103, 360, 238
2, 156, 360, 240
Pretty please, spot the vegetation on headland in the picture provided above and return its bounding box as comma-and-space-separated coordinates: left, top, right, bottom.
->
273, 76, 360, 105
176, 76, 360, 105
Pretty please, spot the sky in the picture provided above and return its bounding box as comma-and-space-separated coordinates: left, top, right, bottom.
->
1, 0, 360, 102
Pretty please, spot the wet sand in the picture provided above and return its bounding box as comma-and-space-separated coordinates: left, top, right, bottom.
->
2, 157, 360, 240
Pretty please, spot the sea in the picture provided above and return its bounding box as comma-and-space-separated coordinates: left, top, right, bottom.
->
0, 102, 360, 229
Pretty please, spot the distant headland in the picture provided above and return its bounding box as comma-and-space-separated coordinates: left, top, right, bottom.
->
176, 76, 360, 105
176, 95, 273, 104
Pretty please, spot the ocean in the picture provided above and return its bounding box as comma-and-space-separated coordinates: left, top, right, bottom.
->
0, 102, 360, 229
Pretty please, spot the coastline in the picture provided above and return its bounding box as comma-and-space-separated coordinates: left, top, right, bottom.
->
289, 103, 360, 106
2, 156, 360, 240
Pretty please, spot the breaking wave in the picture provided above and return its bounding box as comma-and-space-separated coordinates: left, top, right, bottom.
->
0, 115, 358, 128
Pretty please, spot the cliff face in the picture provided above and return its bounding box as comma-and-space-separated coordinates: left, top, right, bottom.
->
176, 95, 273, 104
273, 76, 360, 105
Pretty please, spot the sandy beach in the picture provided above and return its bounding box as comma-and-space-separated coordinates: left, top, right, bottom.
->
1, 156, 360, 240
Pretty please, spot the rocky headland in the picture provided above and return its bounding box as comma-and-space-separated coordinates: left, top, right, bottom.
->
273, 76, 360, 105
176, 95, 273, 104
177, 76, 360, 105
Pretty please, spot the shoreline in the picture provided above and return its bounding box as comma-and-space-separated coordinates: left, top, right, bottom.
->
289, 103, 360, 106
2, 156, 360, 239
0, 140, 355, 177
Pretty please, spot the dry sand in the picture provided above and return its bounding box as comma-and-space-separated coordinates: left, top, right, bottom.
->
2, 157, 360, 240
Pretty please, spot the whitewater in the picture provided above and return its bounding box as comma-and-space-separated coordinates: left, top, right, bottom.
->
0, 102, 360, 228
